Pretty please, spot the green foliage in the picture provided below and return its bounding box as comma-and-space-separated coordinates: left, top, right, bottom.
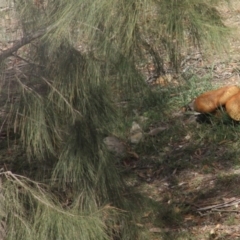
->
15, 0, 229, 75
1, 172, 122, 240
0, 0, 231, 239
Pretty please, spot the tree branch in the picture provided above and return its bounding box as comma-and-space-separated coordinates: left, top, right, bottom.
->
0, 29, 46, 63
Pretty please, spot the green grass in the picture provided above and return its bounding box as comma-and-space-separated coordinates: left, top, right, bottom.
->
117, 75, 240, 238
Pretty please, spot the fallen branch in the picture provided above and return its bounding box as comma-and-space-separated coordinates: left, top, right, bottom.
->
0, 28, 46, 63
211, 209, 240, 213
197, 198, 240, 215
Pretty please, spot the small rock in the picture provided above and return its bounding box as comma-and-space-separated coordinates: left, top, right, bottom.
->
129, 122, 143, 144
103, 136, 127, 157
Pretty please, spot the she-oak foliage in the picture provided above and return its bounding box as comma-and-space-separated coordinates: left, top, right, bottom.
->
0, 0, 228, 239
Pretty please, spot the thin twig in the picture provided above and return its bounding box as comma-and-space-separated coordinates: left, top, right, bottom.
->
0, 29, 45, 63
197, 199, 240, 211
212, 209, 240, 213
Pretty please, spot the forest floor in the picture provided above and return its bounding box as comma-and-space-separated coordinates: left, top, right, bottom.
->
1, 1, 240, 240
128, 1, 240, 239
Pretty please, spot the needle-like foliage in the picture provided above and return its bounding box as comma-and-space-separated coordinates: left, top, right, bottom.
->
0, 0, 230, 239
